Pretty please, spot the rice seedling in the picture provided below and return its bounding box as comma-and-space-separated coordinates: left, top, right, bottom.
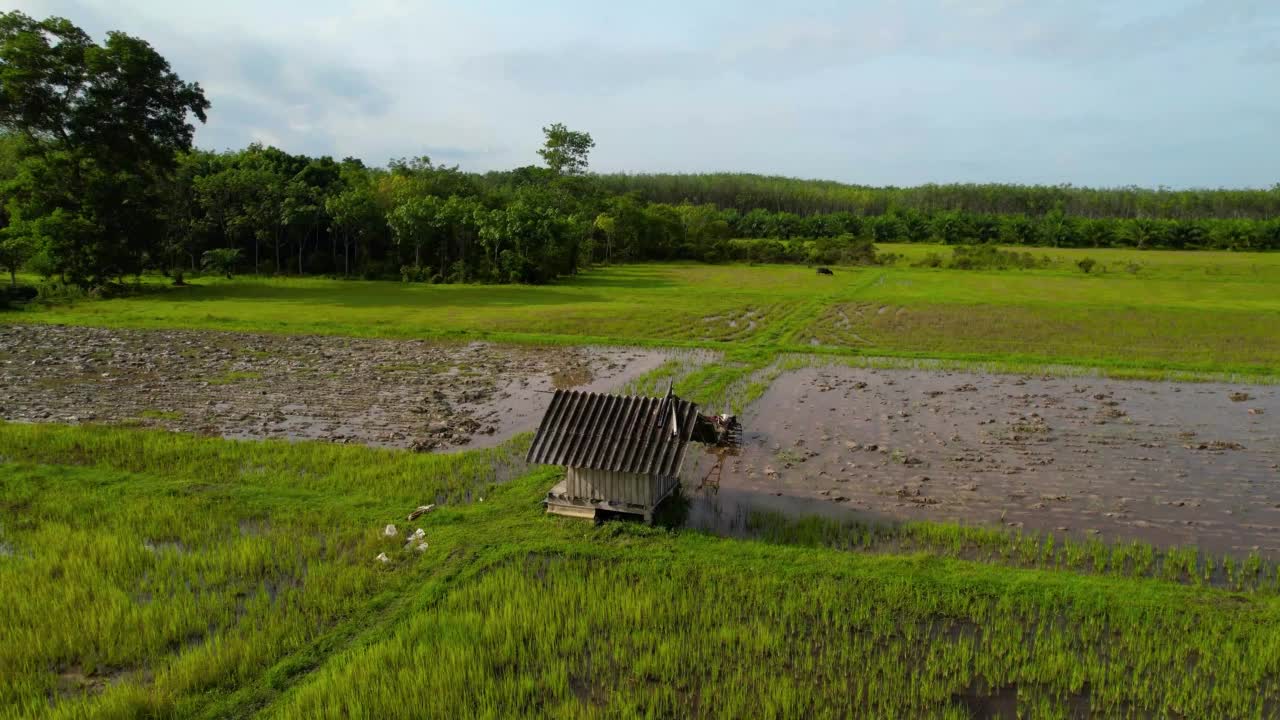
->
738, 509, 1280, 594
265, 550, 1280, 719
5, 420, 1280, 717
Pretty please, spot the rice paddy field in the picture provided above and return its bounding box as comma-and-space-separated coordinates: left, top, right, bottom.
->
4, 246, 1280, 717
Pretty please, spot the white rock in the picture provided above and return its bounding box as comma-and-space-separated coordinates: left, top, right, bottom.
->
415, 542, 429, 552
375, 552, 390, 563
406, 528, 426, 542
383, 524, 397, 537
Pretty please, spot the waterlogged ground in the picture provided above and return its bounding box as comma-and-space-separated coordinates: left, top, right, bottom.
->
0, 324, 666, 451
687, 366, 1280, 554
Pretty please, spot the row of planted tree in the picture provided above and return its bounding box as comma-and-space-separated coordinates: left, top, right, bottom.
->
596, 173, 1280, 221
726, 207, 1280, 252
1, 11, 1277, 292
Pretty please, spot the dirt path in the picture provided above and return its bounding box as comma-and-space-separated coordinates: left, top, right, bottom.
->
0, 324, 667, 451
687, 366, 1280, 554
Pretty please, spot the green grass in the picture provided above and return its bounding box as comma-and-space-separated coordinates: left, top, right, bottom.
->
13, 246, 1280, 379
3, 422, 1280, 718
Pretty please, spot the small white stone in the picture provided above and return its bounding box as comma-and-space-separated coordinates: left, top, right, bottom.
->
415, 542, 429, 553
383, 524, 397, 537
375, 552, 390, 563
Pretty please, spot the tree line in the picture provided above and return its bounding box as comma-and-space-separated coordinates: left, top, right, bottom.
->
722, 207, 1280, 251
1, 11, 1277, 292
596, 173, 1280, 222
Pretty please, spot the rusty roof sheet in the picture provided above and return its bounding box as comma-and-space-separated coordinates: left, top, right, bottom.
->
525, 389, 699, 477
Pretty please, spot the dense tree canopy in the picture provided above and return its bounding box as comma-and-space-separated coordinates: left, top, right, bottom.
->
0, 11, 208, 286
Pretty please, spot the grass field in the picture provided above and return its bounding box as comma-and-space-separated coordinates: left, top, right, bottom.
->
6, 249, 1280, 716
4, 422, 1280, 718
14, 244, 1280, 379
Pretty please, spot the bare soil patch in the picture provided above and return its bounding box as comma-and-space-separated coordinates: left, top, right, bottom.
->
0, 324, 666, 451
688, 366, 1280, 554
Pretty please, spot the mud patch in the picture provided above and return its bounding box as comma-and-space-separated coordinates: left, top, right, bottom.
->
687, 366, 1280, 554
0, 325, 668, 451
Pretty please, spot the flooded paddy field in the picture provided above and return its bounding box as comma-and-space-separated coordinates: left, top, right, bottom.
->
687, 366, 1280, 554
0, 324, 666, 451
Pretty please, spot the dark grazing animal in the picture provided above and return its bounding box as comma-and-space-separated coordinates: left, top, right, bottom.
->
815, 267, 834, 276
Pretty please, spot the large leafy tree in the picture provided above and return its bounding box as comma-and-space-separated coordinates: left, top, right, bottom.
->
537, 123, 594, 177
0, 11, 208, 286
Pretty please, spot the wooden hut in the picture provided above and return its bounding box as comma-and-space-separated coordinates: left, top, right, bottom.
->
526, 386, 699, 523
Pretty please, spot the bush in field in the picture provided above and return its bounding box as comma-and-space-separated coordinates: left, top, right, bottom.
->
740, 239, 788, 263
807, 234, 880, 266
400, 265, 430, 283
731, 235, 885, 266
949, 244, 1047, 270
839, 234, 881, 265
913, 252, 944, 268
1077, 257, 1097, 274
698, 237, 731, 263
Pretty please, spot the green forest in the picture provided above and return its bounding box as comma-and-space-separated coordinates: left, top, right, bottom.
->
2, 9, 1279, 293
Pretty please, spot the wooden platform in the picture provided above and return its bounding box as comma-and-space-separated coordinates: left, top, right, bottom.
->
543, 479, 679, 524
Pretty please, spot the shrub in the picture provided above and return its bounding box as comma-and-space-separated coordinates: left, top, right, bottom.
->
949, 244, 1046, 270
835, 234, 879, 265
400, 265, 429, 283
1077, 257, 1097, 274
913, 252, 944, 268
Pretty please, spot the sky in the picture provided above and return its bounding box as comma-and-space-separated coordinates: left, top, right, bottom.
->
12, 0, 1280, 187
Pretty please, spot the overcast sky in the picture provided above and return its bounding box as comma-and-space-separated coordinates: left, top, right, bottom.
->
13, 0, 1280, 187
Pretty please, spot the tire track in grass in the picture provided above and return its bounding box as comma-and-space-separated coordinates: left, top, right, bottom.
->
757, 270, 886, 350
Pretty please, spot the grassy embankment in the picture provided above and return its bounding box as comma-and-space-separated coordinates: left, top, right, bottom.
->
3, 422, 1280, 719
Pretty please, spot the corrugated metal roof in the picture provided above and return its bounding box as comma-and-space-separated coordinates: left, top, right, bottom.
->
525, 389, 699, 477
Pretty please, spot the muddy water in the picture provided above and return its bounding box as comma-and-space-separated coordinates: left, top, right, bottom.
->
686, 367, 1280, 554
0, 324, 667, 451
